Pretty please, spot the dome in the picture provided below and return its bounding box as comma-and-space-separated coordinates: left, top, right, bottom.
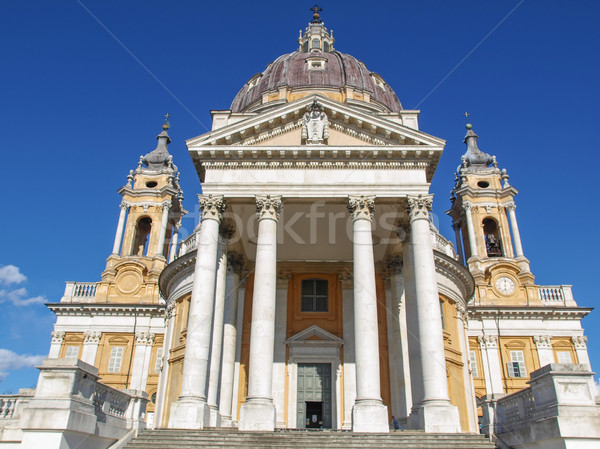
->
230, 19, 403, 113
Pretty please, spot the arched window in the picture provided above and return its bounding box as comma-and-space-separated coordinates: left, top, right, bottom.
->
133, 216, 152, 256
482, 218, 502, 257
323, 41, 330, 52
312, 38, 320, 49
302, 41, 309, 52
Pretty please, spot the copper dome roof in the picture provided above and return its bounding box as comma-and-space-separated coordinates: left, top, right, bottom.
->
230, 50, 403, 113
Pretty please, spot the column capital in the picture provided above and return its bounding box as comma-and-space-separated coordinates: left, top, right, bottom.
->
347, 195, 375, 221
339, 271, 353, 289
478, 334, 498, 349
406, 195, 432, 221
199, 194, 226, 221
455, 304, 467, 322
572, 335, 588, 349
462, 201, 473, 212
119, 202, 129, 211
256, 195, 282, 220
161, 200, 172, 211
505, 202, 516, 212
451, 220, 462, 230
135, 331, 155, 345
385, 255, 403, 276
226, 252, 246, 275
83, 330, 102, 344
165, 301, 176, 322
533, 335, 551, 349
51, 330, 65, 344
219, 218, 236, 239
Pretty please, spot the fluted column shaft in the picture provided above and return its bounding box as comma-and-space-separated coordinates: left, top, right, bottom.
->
238, 195, 282, 431
112, 203, 128, 255
407, 195, 460, 432
347, 195, 388, 433
168, 194, 225, 429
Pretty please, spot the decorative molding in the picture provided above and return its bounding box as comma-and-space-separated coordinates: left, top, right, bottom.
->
478, 334, 498, 349
256, 195, 282, 220
47, 303, 165, 318
407, 194, 432, 221
468, 306, 592, 321
51, 330, 65, 344
198, 194, 226, 221
347, 195, 375, 221
533, 335, 552, 349
83, 330, 102, 344
135, 331, 155, 345
199, 159, 431, 171
572, 335, 588, 349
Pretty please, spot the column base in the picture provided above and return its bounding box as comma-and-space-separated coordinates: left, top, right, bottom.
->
414, 400, 460, 433
208, 405, 221, 427
168, 397, 210, 429
238, 398, 275, 431
352, 399, 389, 433
219, 416, 235, 428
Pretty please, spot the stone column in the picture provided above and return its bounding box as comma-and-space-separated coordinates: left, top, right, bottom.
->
462, 202, 478, 259
219, 252, 245, 427
572, 336, 591, 367
81, 330, 102, 365
155, 201, 171, 258
385, 256, 411, 426
478, 335, 504, 395
273, 272, 289, 428
239, 195, 282, 431
48, 331, 65, 358
169, 194, 225, 430
534, 335, 554, 367
407, 195, 460, 433
129, 332, 155, 391
207, 222, 235, 427
452, 221, 465, 265
340, 272, 356, 430
402, 234, 424, 429
506, 203, 524, 258
112, 203, 128, 255
168, 222, 181, 263
155, 302, 176, 428
347, 195, 388, 433
456, 305, 478, 432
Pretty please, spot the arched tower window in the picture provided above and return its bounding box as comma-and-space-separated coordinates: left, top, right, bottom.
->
482, 218, 502, 257
133, 216, 152, 256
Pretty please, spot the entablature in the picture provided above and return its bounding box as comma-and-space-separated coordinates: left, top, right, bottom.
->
467, 306, 592, 321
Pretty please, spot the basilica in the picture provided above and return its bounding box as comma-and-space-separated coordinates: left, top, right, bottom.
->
1, 11, 598, 449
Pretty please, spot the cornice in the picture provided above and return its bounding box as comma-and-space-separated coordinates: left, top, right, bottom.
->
158, 250, 197, 299
467, 306, 592, 320
47, 303, 165, 317
434, 251, 475, 301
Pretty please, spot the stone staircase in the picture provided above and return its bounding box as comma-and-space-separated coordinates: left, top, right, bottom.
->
124, 429, 497, 449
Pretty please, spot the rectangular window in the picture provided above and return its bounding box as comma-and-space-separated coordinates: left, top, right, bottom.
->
469, 350, 479, 377
65, 345, 79, 359
557, 351, 572, 364
301, 279, 328, 312
507, 350, 527, 378
107, 346, 124, 373
440, 301, 446, 329
154, 347, 163, 373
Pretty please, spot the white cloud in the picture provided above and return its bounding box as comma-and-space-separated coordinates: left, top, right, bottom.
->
0, 287, 46, 306
0, 265, 26, 285
0, 349, 45, 383
0, 265, 46, 306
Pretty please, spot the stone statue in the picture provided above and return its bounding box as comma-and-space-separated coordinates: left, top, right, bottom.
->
302, 100, 329, 144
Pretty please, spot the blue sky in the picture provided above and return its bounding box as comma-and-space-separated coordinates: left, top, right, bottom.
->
1, 1, 599, 392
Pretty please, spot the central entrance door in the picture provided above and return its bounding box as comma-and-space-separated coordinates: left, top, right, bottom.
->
296, 363, 332, 429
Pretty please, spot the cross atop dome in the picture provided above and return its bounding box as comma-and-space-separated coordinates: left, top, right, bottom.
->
298, 6, 334, 52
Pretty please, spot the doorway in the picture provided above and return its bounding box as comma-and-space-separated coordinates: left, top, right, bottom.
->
296, 363, 332, 429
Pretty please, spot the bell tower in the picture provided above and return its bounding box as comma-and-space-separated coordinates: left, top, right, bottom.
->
447, 124, 538, 305
95, 121, 186, 304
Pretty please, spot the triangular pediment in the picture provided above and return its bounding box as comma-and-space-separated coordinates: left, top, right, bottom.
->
186, 94, 445, 149
286, 325, 343, 347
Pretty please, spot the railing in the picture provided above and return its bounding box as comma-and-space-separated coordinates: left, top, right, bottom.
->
0, 389, 34, 421
177, 226, 201, 258
431, 228, 458, 260
92, 382, 130, 422
61, 281, 98, 302
496, 387, 535, 425
538, 285, 574, 306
